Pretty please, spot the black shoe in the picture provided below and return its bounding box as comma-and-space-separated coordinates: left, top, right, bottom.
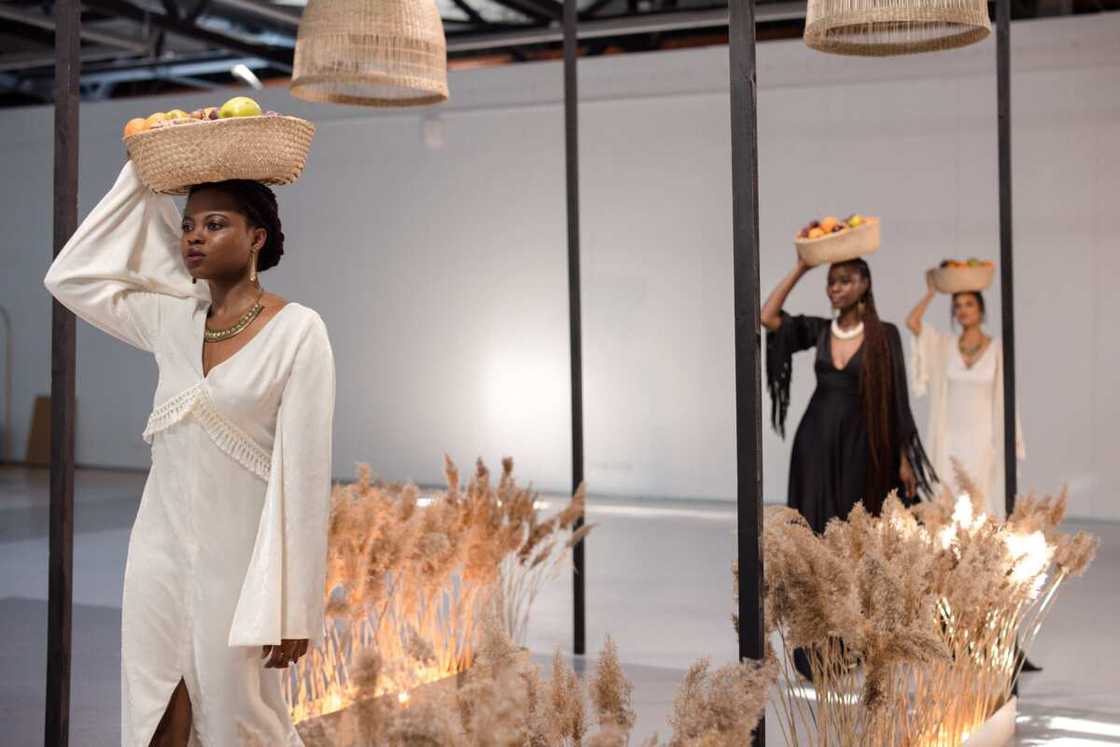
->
793, 647, 814, 682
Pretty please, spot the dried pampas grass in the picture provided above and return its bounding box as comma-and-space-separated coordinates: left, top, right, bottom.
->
288, 457, 590, 723
300, 614, 774, 746
745, 462, 1098, 746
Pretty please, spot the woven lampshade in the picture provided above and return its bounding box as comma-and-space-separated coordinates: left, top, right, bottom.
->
290, 0, 448, 107
804, 0, 990, 56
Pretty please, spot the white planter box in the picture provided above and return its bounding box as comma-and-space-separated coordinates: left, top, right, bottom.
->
962, 696, 1017, 747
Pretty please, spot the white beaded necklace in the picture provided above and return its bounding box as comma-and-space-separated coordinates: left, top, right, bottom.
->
831, 319, 864, 340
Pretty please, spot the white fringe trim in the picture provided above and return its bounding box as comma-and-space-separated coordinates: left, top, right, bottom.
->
143, 383, 272, 482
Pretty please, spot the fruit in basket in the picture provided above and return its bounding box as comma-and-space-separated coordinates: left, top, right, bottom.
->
123, 118, 150, 138
145, 111, 170, 128
166, 109, 190, 121
190, 107, 220, 120
220, 96, 262, 118
819, 216, 840, 232
808, 227, 825, 239
846, 214, 865, 228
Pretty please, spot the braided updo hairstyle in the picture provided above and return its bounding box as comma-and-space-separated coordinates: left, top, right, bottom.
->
189, 180, 285, 271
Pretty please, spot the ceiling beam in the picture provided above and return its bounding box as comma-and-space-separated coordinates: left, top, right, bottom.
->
0, 47, 126, 73
446, 3, 806, 51
208, 0, 301, 28
0, 5, 151, 54
81, 0, 294, 70
486, 0, 563, 23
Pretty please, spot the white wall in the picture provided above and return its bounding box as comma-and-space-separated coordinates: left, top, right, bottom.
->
1, 13, 1117, 519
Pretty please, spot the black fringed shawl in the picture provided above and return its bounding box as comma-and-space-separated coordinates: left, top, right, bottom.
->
765, 312, 936, 506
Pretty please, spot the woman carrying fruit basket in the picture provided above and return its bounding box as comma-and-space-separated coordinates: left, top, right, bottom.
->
906, 261, 1024, 517
761, 215, 934, 535
44, 102, 330, 746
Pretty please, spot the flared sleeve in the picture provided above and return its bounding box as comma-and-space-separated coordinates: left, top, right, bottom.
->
766, 312, 828, 437
42, 161, 206, 352
888, 323, 936, 497
909, 323, 951, 399
228, 313, 336, 646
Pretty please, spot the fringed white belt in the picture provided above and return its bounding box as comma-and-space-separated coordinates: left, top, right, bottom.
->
142, 382, 272, 482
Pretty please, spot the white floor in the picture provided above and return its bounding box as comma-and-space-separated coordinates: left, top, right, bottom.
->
1, 465, 1117, 745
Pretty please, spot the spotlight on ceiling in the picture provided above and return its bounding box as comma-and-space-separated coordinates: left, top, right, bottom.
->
231, 63, 264, 90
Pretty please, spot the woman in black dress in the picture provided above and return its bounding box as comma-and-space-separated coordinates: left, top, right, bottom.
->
761, 255, 934, 533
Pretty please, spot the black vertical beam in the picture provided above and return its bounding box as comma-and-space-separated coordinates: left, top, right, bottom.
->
729, 0, 765, 743
46, 0, 80, 745
997, 0, 1016, 519
563, 0, 587, 656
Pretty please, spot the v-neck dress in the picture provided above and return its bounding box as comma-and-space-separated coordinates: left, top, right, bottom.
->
43, 162, 335, 746
766, 313, 932, 532
910, 325, 1024, 516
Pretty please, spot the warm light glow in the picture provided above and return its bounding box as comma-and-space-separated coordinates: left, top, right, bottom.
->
952, 494, 974, 527
291, 662, 452, 722
1005, 530, 1052, 590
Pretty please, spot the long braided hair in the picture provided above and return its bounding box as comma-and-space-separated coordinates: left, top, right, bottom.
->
837, 258, 897, 502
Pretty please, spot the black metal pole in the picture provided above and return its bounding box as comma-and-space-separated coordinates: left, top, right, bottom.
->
997, 0, 1016, 519
729, 0, 765, 743
563, 0, 587, 657
46, 0, 80, 745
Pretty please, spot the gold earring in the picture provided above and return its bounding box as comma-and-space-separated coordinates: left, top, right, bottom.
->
249, 251, 258, 284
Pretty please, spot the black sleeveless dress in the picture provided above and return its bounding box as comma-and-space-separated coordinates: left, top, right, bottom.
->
767, 313, 933, 533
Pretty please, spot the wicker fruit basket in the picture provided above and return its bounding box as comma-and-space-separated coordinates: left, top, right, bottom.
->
124, 115, 315, 195
795, 217, 880, 267
930, 263, 994, 294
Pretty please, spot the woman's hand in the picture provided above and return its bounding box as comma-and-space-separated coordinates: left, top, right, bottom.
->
900, 456, 917, 498
262, 638, 309, 669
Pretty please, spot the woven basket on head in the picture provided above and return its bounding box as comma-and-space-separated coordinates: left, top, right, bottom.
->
124, 116, 315, 195
795, 218, 880, 267
804, 0, 990, 56
290, 0, 448, 107
931, 264, 994, 293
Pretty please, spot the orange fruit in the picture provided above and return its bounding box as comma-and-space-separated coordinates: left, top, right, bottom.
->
819, 216, 840, 232
807, 227, 825, 239
122, 118, 149, 138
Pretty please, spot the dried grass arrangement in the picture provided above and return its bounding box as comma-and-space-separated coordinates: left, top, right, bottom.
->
286, 457, 590, 723
300, 611, 777, 746
740, 462, 1097, 746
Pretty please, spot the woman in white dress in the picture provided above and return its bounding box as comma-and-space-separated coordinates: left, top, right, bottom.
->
44, 161, 335, 746
906, 271, 1023, 516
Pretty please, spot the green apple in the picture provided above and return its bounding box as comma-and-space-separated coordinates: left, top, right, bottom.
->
219, 96, 262, 118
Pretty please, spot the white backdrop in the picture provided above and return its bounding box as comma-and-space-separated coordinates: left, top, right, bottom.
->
1, 13, 1117, 519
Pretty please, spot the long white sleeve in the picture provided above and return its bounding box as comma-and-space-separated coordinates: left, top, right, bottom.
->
909, 323, 950, 398
43, 161, 205, 351
228, 313, 335, 646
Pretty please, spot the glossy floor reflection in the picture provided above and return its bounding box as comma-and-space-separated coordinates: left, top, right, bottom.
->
1, 466, 1117, 744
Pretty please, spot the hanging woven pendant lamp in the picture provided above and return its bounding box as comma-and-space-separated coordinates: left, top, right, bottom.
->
290, 0, 448, 107
803, 0, 990, 56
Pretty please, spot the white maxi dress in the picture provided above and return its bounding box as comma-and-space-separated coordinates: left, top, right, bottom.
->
44, 162, 335, 746
910, 324, 1023, 516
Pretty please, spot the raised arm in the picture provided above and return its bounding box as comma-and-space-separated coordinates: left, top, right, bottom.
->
906, 270, 937, 336
43, 161, 205, 351
761, 256, 813, 331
